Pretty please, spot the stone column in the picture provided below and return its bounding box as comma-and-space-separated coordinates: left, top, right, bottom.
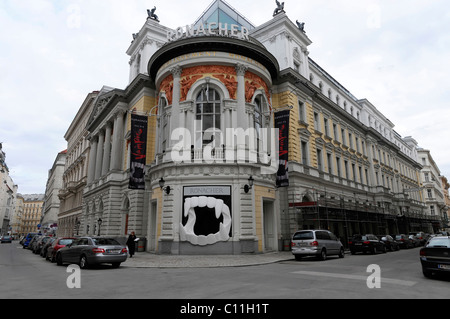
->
94, 129, 105, 180
101, 122, 112, 176
87, 136, 98, 184
110, 110, 125, 171
168, 66, 182, 149
235, 64, 248, 162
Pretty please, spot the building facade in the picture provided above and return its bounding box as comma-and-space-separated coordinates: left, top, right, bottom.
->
19, 194, 44, 236
0, 143, 17, 235
418, 148, 448, 232
58, 90, 100, 237
73, 0, 444, 254
40, 150, 67, 236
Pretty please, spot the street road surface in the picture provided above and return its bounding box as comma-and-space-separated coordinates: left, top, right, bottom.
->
1, 241, 448, 300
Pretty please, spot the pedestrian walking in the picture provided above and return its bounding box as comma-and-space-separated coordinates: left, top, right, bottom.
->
126, 231, 137, 258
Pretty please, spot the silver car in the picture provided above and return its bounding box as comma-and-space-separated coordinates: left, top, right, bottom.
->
56, 237, 128, 269
291, 229, 345, 261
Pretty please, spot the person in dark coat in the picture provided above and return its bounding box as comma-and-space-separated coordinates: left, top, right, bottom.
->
126, 231, 137, 258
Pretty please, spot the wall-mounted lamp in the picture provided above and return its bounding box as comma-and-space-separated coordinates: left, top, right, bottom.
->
244, 175, 254, 193
97, 218, 102, 236
159, 177, 171, 195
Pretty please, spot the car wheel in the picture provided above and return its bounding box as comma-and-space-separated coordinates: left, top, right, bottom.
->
294, 255, 302, 261
317, 249, 327, 261
338, 248, 345, 258
56, 253, 63, 266
80, 255, 89, 269
422, 268, 432, 278
371, 246, 377, 255
112, 262, 121, 268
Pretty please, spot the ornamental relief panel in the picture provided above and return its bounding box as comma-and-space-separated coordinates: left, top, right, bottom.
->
159, 65, 271, 105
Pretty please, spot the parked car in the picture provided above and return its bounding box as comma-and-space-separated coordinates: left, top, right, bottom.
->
56, 236, 128, 269
33, 236, 52, 254
409, 235, 420, 247
46, 237, 76, 262
420, 236, 450, 278
40, 237, 56, 258
411, 232, 427, 246
394, 234, 413, 249
1, 235, 13, 243
291, 229, 345, 261
378, 235, 399, 251
22, 233, 39, 249
349, 234, 387, 255
27, 235, 42, 251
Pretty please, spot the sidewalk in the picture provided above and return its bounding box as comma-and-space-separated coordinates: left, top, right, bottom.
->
122, 251, 294, 268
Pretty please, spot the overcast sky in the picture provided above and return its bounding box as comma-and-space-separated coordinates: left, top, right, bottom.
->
1, 0, 449, 194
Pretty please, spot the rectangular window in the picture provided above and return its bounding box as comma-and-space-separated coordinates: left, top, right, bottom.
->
314, 112, 320, 131
327, 153, 333, 174
336, 157, 341, 178
298, 101, 306, 122
324, 118, 330, 137
301, 141, 308, 165
317, 148, 323, 171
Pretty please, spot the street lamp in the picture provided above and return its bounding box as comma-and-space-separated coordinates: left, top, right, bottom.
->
97, 218, 102, 236
75, 218, 81, 236
159, 177, 171, 194
244, 176, 254, 193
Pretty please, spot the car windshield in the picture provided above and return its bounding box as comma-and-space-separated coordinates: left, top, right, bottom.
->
59, 239, 74, 245
427, 238, 450, 248
293, 231, 314, 240
92, 238, 121, 246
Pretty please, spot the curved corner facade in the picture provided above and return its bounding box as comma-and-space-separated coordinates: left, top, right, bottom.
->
59, 0, 447, 255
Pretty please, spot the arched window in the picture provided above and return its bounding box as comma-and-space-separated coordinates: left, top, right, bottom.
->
253, 94, 269, 156
195, 87, 221, 148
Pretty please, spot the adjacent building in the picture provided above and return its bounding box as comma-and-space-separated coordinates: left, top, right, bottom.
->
58, 90, 100, 237
65, 0, 447, 254
417, 148, 448, 232
40, 150, 67, 236
19, 194, 44, 236
0, 143, 18, 235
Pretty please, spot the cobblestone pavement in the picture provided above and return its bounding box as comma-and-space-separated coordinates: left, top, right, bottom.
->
122, 251, 294, 268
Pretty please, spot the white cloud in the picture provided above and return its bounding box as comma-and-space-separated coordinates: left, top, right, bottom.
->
1, 0, 449, 193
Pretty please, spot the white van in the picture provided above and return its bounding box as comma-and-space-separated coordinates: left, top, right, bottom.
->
291, 229, 345, 261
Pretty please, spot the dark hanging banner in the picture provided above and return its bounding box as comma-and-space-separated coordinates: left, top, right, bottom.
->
129, 113, 148, 190
274, 110, 290, 187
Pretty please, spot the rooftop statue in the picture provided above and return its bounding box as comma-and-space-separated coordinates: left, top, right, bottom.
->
273, 0, 285, 16
147, 6, 160, 22
296, 20, 306, 32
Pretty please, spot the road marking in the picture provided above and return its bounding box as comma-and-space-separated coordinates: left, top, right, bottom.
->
292, 270, 417, 287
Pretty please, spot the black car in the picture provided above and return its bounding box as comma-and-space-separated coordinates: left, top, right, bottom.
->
420, 236, 450, 278
394, 234, 413, 249
349, 234, 387, 255
378, 235, 399, 251
33, 236, 52, 254
40, 237, 56, 258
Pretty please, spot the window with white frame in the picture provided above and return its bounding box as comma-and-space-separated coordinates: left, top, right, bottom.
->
195, 87, 221, 148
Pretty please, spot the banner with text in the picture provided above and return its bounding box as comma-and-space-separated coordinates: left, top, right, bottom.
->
274, 110, 290, 187
129, 114, 148, 190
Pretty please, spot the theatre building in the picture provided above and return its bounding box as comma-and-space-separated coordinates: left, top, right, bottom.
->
79, 0, 426, 254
